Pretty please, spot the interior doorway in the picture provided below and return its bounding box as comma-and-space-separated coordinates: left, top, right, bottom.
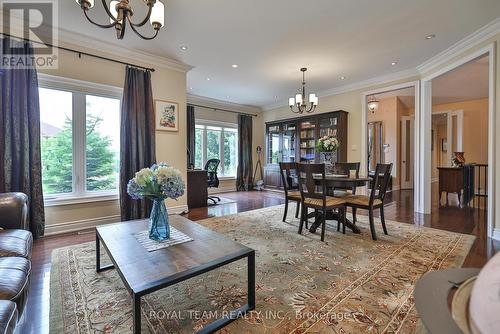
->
363, 84, 417, 193
422, 53, 491, 236
400, 115, 414, 189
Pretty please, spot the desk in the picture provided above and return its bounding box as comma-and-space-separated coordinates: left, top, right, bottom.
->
187, 169, 208, 209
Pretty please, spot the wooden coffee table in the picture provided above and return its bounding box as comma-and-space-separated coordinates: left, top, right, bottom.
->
95, 215, 255, 333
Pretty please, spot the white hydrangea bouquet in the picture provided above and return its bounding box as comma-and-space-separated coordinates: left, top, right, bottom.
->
127, 162, 185, 241
316, 135, 339, 152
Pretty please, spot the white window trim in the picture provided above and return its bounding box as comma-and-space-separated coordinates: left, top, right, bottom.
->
195, 119, 238, 178
39, 75, 123, 206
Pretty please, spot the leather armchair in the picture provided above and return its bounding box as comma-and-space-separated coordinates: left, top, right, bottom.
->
0, 193, 28, 231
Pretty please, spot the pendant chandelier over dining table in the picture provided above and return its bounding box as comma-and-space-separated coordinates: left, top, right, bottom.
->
75, 0, 165, 40
288, 67, 318, 114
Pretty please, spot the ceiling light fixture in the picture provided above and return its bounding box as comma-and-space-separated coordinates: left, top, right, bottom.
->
367, 95, 379, 113
426, 34, 436, 40
231, 64, 238, 68
340, 76, 346, 80
180, 45, 188, 51
288, 67, 318, 114
75, 0, 165, 40
391, 61, 398, 66
206, 77, 211, 81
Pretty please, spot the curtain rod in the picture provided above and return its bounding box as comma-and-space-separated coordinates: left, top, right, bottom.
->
189, 103, 258, 117
0, 32, 155, 72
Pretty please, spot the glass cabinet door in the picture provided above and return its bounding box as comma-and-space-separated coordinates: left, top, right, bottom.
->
299, 120, 316, 163
282, 123, 296, 162
319, 116, 338, 137
267, 124, 281, 164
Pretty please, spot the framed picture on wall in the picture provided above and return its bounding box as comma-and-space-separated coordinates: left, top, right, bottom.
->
155, 100, 178, 131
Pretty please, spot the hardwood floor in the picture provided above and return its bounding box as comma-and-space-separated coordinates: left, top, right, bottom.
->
17, 189, 499, 333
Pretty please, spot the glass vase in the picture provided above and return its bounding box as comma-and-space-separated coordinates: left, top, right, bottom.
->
149, 198, 170, 241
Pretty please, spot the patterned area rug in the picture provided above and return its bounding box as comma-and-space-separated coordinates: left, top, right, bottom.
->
50, 204, 474, 333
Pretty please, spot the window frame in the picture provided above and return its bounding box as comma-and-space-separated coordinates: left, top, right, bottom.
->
39, 74, 123, 206
195, 119, 238, 179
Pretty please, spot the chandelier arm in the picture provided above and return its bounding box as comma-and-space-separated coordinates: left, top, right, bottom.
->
129, 22, 159, 40
290, 106, 301, 114
129, 1, 153, 27
306, 104, 316, 113
100, 0, 118, 23
83, 9, 116, 28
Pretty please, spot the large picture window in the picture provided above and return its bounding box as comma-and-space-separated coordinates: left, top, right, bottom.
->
194, 122, 238, 177
39, 78, 121, 203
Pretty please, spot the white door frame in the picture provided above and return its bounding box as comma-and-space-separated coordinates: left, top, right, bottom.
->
419, 43, 496, 238
361, 81, 420, 201
400, 115, 415, 189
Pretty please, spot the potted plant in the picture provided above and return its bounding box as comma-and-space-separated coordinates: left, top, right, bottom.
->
127, 162, 185, 241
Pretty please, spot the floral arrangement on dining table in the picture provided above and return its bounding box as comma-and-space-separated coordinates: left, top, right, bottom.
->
127, 162, 185, 241
316, 135, 339, 152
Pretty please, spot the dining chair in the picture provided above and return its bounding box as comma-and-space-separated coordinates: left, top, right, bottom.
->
279, 162, 302, 222
330, 162, 361, 231
297, 163, 346, 242
345, 163, 393, 240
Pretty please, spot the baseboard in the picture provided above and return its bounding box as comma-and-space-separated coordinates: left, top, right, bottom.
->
44, 204, 189, 236
45, 215, 121, 236
493, 228, 500, 242
209, 187, 237, 194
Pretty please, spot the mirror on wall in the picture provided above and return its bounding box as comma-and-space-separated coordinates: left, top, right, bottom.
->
367, 121, 384, 173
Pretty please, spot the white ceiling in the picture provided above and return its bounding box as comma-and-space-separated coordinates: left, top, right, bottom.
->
372, 55, 489, 109
431, 55, 489, 104
56, 0, 500, 108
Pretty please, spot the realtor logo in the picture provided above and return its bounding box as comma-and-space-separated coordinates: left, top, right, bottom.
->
1, 0, 58, 69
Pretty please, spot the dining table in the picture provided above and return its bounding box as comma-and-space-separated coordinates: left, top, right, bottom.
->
295, 173, 372, 234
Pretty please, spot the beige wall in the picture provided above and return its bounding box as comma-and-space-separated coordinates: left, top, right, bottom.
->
40, 41, 188, 231
432, 99, 489, 165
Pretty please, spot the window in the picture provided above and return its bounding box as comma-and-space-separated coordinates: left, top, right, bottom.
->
194, 122, 238, 177
39, 78, 121, 203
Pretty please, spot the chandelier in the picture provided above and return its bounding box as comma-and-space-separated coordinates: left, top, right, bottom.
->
288, 68, 318, 114
75, 0, 165, 40
367, 95, 379, 113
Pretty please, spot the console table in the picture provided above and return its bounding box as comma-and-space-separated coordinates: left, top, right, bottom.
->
437, 166, 474, 207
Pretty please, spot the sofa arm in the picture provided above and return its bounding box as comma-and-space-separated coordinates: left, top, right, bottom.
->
0, 193, 29, 230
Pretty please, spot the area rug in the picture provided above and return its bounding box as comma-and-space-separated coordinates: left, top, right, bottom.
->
50, 204, 475, 333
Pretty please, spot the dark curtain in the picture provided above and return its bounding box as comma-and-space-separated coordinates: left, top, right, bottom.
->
120, 67, 156, 220
236, 114, 253, 191
0, 37, 45, 238
186, 104, 195, 168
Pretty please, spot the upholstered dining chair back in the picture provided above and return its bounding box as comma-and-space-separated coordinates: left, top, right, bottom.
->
297, 163, 326, 203
370, 163, 393, 205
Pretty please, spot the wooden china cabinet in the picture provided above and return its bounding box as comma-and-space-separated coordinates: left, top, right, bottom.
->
264, 110, 348, 189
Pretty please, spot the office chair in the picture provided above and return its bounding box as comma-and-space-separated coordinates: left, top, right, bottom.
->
205, 159, 221, 204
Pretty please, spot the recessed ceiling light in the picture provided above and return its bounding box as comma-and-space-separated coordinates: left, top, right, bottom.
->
231, 64, 238, 68
274, 95, 278, 99
189, 87, 193, 90
206, 77, 211, 81
180, 45, 188, 51
391, 61, 398, 66
340, 76, 346, 80
426, 34, 436, 40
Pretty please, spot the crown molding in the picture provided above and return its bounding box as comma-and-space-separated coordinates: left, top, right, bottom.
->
188, 94, 262, 114
417, 17, 500, 74
262, 67, 419, 111
56, 28, 193, 73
